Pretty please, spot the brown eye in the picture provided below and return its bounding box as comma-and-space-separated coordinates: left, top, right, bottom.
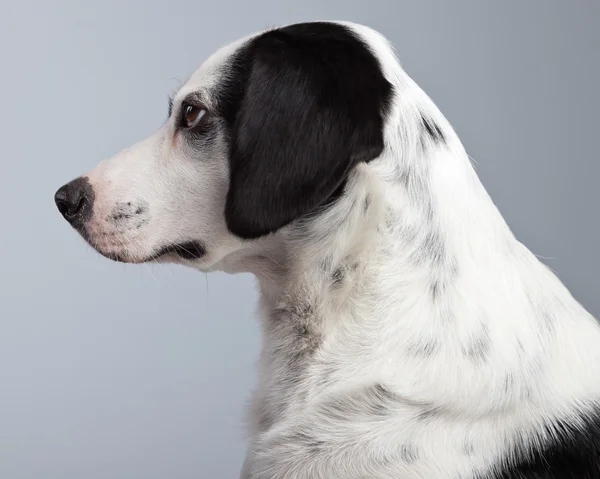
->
182, 103, 207, 128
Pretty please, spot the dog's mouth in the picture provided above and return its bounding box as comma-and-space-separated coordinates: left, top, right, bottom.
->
98, 240, 207, 264
74, 223, 206, 264
147, 241, 206, 262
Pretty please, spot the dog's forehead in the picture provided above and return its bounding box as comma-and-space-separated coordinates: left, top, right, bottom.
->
175, 32, 257, 102
173, 22, 380, 103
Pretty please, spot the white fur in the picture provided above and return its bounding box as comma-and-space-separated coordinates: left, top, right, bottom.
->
78, 22, 600, 479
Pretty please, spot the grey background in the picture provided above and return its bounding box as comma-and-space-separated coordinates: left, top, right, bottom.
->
0, 0, 598, 477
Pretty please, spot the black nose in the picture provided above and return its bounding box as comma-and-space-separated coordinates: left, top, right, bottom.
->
54, 177, 95, 225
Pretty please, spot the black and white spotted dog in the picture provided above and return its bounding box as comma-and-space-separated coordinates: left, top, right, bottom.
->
55, 21, 600, 479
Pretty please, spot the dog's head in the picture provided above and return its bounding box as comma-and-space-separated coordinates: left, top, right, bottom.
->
54, 22, 392, 270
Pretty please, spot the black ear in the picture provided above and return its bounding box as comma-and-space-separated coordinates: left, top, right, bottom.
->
224, 23, 393, 239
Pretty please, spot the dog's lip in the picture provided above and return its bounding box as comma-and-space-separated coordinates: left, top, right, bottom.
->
99, 251, 152, 264
97, 240, 206, 264
151, 241, 206, 261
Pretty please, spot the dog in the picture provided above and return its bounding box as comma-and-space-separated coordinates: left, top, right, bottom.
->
54, 21, 600, 479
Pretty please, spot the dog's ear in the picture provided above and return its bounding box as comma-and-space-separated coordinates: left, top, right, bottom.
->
224, 24, 393, 239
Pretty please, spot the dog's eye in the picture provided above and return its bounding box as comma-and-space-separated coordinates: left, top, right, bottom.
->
182, 103, 207, 128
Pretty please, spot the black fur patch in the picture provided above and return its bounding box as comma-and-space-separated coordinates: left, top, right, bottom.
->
481, 407, 600, 479
216, 22, 393, 239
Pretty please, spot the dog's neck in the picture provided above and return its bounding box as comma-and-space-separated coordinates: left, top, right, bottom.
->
248, 96, 518, 319
223, 81, 600, 423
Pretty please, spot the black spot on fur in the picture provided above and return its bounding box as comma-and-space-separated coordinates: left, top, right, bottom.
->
109, 201, 148, 225
322, 384, 399, 422
422, 231, 446, 267
331, 267, 344, 286
449, 258, 460, 278
463, 438, 475, 456
371, 385, 397, 417
540, 309, 556, 329
276, 301, 314, 320
420, 114, 446, 144
417, 406, 444, 421
320, 256, 333, 272
406, 340, 439, 357
217, 22, 393, 238
293, 327, 320, 355
516, 339, 526, 358
503, 373, 516, 395
295, 323, 309, 337
329, 259, 359, 288
430, 280, 444, 301
294, 322, 319, 348
397, 164, 431, 209
398, 168, 411, 189
462, 325, 491, 363
400, 443, 419, 463
293, 431, 326, 454
372, 384, 396, 398
398, 224, 419, 245
480, 407, 600, 479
